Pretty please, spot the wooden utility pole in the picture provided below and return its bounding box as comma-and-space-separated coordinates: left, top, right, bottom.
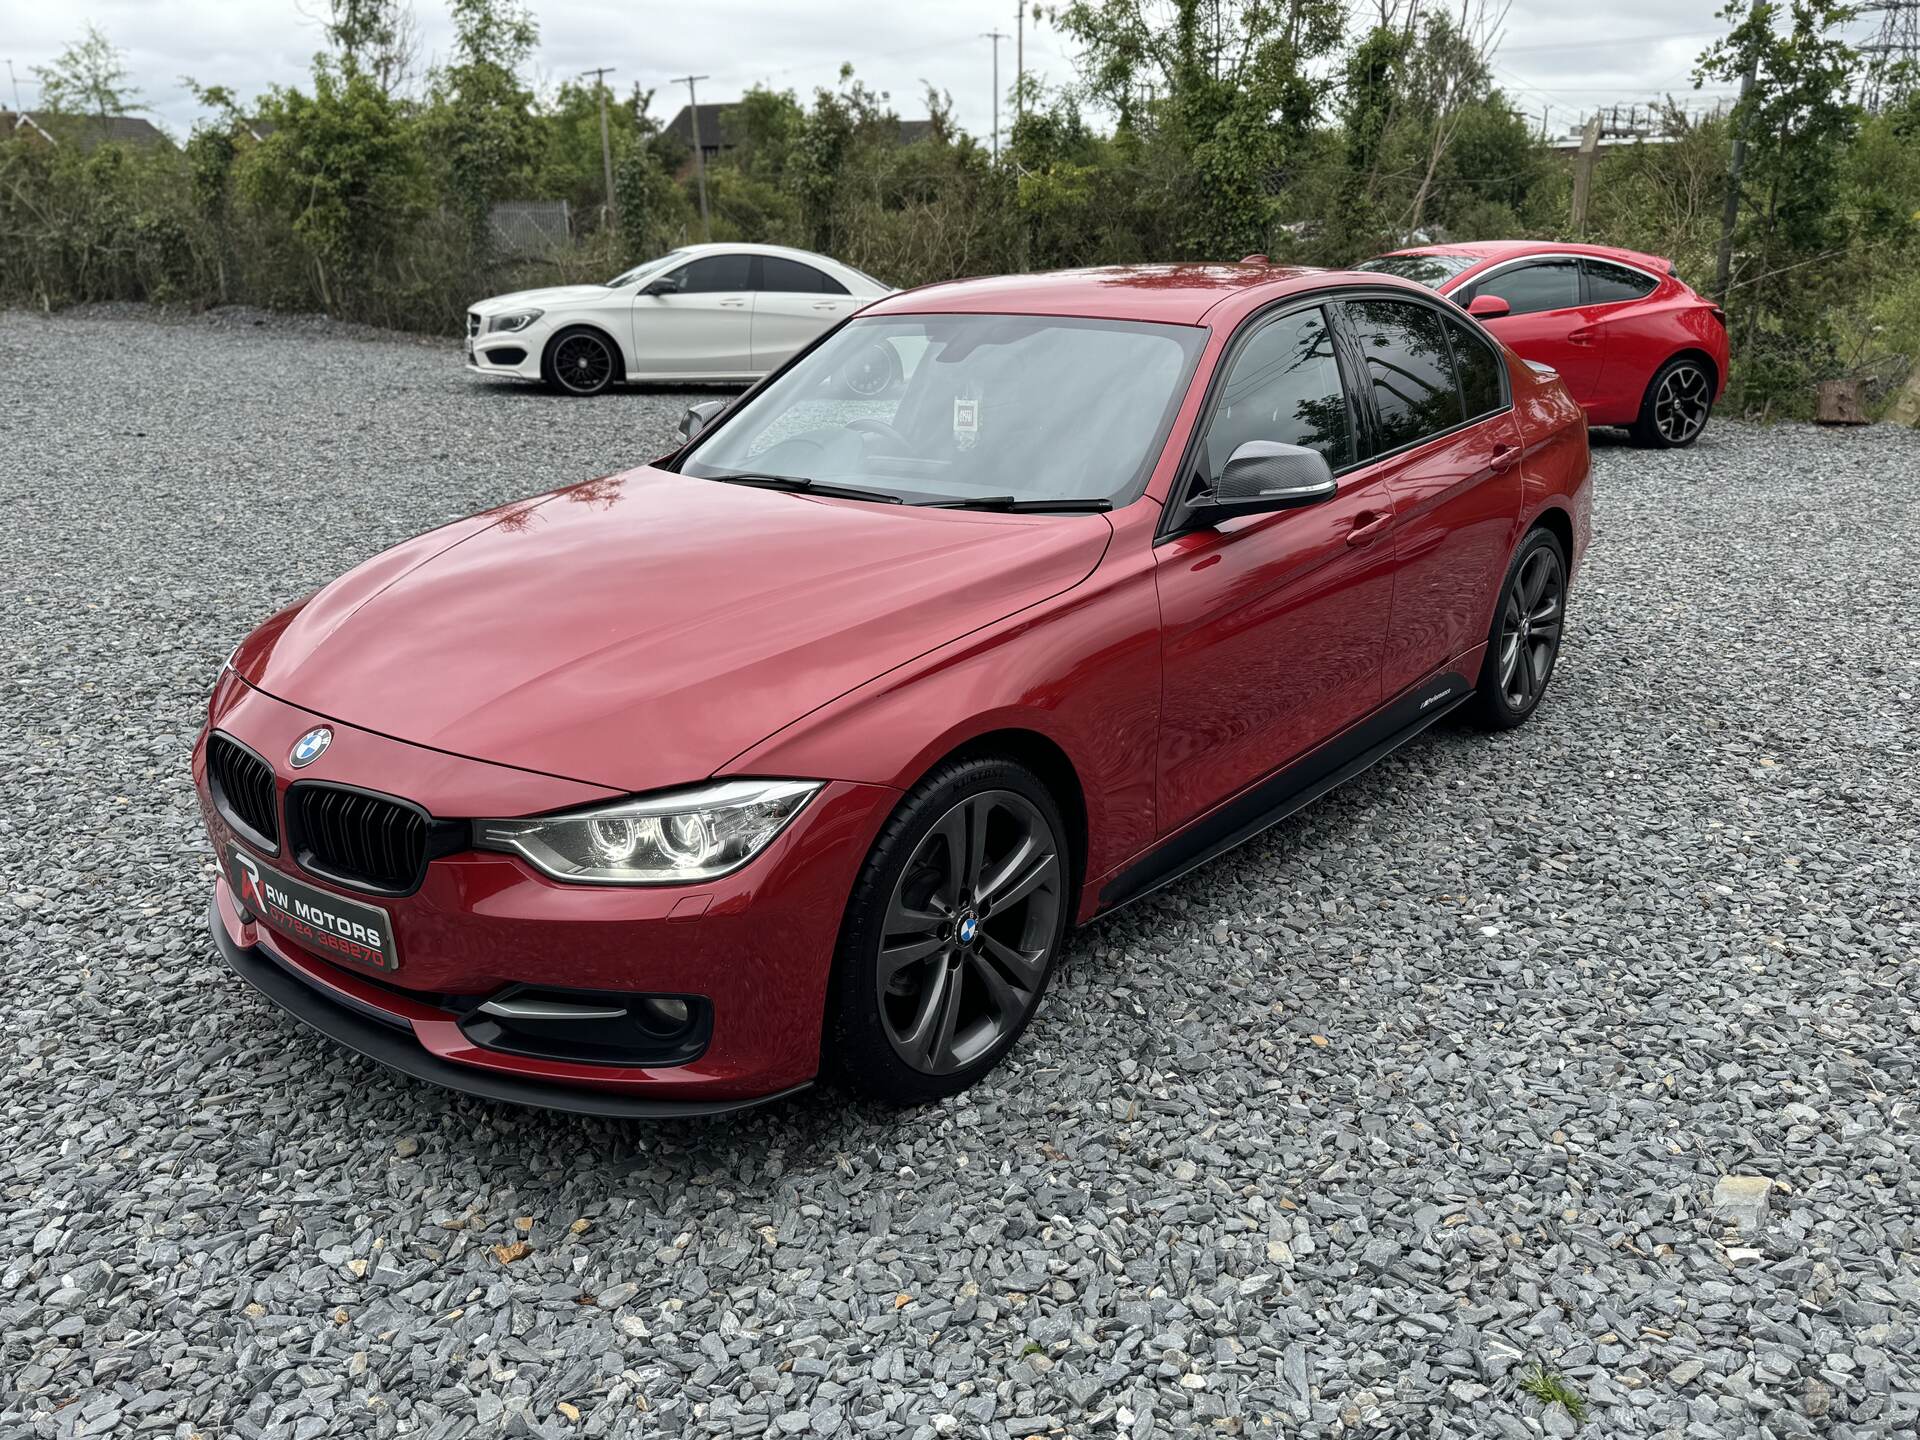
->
672, 73, 712, 242
1569, 113, 1601, 236
982, 31, 1008, 159
580, 66, 617, 227
1016, 1, 1025, 125
1713, 51, 1759, 304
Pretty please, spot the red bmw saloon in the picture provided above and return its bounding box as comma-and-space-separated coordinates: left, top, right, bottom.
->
1358, 241, 1729, 448
196, 263, 1591, 1115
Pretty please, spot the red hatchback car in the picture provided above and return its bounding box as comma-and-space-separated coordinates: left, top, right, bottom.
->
196, 263, 1590, 1114
1359, 241, 1729, 448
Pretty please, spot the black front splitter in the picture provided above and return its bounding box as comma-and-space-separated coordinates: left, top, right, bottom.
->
208, 897, 807, 1119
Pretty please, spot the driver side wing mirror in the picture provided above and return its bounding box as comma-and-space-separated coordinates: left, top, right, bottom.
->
1466, 293, 1511, 319
677, 399, 727, 441
643, 273, 686, 297
1187, 442, 1338, 527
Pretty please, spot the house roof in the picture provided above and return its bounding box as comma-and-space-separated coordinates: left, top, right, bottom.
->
2, 111, 167, 150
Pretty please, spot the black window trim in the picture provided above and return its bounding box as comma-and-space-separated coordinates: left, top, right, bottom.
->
1329, 286, 1515, 469
756, 254, 851, 296
1157, 284, 1519, 542
662, 250, 753, 294
1578, 256, 1661, 306
1454, 252, 1664, 312
1156, 297, 1365, 543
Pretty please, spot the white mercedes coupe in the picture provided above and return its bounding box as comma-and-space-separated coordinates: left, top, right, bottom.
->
465, 243, 895, 396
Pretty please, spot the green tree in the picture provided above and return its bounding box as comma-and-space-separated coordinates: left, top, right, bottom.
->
1698, 0, 1863, 408
428, 0, 541, 246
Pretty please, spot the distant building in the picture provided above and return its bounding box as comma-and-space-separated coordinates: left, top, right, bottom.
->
662, 103, 937, 162
0, 110, 167, 151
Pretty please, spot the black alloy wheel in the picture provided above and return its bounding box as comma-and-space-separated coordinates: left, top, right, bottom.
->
829, 757, 1069, 1103
544, 328, 618, 396
1631, 357, 1712, 448
1474, 529, 1567, 730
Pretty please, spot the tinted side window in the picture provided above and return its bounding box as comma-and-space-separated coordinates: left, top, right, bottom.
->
1202, 307, 1354, 477
1585, 259, 1658, 304
1445, 314, 1505, 420
673, 254, 751, 293
1344, 299, 1463, 451
760, 256, 849, 295
1469, 260, 1579, 317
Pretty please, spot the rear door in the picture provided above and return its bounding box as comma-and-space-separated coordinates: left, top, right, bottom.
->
1334, 295, 1524, 696
1152, 304, 1398, 834
750, 256, 863, 371
629, 252, 754, 377
1453, 259, 1607, 410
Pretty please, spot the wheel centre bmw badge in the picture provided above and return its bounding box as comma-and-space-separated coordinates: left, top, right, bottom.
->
290, 726, 333, 768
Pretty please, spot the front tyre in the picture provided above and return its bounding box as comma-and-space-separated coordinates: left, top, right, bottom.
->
1629, 355, 1713, 448
1472, 527, 1567, 731
541, 326, 620, 396
827, 756, 1069, 1105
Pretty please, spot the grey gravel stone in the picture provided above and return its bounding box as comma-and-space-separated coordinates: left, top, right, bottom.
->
2, 307, 1918, 1440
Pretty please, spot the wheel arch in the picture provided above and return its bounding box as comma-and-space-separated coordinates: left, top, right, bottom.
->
1663, 345, 1720, 398
1528, 503, 1575, 575
914, 727, 1090, 926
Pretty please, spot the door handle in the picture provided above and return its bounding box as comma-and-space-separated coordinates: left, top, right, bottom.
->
719, 298, 747, 308
812, 302, 839, 311
1490, 443, 1521, 472
1345, 512, 1393, 547
1567, 328, 1596, 346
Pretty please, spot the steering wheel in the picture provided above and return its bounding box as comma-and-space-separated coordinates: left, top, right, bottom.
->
847, 417, 909, 450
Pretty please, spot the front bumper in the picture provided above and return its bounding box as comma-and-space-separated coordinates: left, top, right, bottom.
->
197, 678, 897, 1109
209, 893, 803, 1118
465, 312, 552, 379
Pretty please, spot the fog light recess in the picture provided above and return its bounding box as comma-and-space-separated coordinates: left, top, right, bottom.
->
461, 986, 709, 1068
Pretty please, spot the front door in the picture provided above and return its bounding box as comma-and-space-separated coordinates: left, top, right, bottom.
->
1153, 305, 1398, 836
629, 252, 754, 377
1458, 259, 1609, 411
750, 255, 863, 371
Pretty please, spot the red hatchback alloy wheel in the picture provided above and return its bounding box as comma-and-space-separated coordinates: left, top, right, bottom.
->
198, 260, 1592, 1113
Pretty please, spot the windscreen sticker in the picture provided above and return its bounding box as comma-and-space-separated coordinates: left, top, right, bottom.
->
954, 395, 979, 450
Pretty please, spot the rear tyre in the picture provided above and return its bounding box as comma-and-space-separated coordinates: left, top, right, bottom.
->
827, 756, 1070, 1105
541, 327, 620, 396
1629, 355, 1713, 448
1471, 527, 1568, 731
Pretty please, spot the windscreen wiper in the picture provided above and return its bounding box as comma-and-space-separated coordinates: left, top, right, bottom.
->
705, 471, 903, 504
920, 495, 1114, 513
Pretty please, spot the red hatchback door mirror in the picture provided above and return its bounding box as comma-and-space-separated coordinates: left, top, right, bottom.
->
1466, 294, 1511, 319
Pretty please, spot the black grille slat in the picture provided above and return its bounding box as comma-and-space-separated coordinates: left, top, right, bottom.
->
290, 783, 429, 894
208, 733, 279, 849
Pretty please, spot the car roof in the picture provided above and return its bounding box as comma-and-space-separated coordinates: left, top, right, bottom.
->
1386, 239, 1674, 274
862, 264, 1391, 325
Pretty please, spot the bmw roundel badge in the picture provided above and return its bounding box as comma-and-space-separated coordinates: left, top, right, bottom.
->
290, 726, 333, 768
958, 914, 979, 945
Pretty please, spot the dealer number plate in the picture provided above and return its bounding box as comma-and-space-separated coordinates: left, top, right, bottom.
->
227, 845, 399, 972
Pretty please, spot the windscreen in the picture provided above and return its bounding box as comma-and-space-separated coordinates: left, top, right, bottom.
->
605, 251, 687, 287
680, 314, 1208, 507
1353, 253, 1477, 288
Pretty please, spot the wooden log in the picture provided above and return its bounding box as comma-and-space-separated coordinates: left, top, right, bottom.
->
1815, 379, 1868, 425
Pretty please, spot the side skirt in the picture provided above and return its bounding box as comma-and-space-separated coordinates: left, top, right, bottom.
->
1096, 670, 1473, 915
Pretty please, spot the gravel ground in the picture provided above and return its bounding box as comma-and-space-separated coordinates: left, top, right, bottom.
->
2, 306, 1916, 1440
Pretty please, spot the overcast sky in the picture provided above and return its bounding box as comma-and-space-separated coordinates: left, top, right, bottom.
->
0, 1, 1888, 146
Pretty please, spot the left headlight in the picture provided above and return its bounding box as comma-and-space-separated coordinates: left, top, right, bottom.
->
475, 779, 822, 885
487, 309, 544, 334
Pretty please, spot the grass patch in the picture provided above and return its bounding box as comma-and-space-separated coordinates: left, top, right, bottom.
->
1518, 1363, 1588, 1423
